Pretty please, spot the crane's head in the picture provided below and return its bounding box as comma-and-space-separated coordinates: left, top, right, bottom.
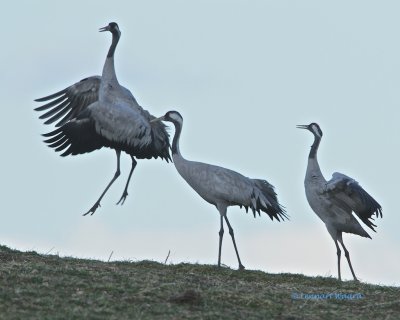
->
296, 123, 323, 139
99, 22, 121, 37
151, 110, 183, 126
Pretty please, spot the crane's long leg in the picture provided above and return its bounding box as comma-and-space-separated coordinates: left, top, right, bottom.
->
116, 156, 137, 205
334, 239, 342, 281
338, 233, 358, 282
327, 226, 341, 281
218, 214, 224, 268
223, 215, 245, 270
83, 150, 122, 216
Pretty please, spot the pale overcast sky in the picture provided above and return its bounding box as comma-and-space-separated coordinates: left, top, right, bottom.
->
1, 0, 399, 286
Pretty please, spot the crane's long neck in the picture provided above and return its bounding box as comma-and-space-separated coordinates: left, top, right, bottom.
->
309, 134, 321, 159
306, 134, 324, 180
170, 119, 193, 182
101, 30, 120, 85
171, 121, 182, 157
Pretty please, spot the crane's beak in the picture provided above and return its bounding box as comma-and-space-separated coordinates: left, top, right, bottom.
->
99, 25, 109, 32
150, 115, 165, 123
296, 125, 308, 130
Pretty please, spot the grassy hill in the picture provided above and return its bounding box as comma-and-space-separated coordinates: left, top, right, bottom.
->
0, 245, 398, 319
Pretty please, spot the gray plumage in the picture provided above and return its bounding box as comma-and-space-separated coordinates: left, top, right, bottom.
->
152, 111, 287, 270
35, 22, 171, 216
297, 123, 382, 281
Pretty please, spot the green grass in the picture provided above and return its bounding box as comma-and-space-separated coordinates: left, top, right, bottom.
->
0, 245, 398, 319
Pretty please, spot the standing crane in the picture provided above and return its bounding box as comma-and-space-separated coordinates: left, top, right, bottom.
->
35, 22, 171, 216
297, 122, 382, 281
151, 110, 287, 270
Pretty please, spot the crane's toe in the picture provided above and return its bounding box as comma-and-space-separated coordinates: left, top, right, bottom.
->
83, 202, 101, 216
116, 191, 129, 205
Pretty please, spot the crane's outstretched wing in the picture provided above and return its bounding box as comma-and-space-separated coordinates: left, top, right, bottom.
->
42, 117, 104, 156
325, 172, 382, 231
42, 100, 170, 161
34, 76, 101, 127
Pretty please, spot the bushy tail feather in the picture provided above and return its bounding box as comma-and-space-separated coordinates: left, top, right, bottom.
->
251, 179, 288, 221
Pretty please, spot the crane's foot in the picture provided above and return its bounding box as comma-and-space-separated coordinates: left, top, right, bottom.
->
116, 191, 128, 205
83, 202, 101, 216
238, 264, 245, 271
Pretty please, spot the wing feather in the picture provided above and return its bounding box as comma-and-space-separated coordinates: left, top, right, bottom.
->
35, 76, 101, 127
325, 172, 382, 231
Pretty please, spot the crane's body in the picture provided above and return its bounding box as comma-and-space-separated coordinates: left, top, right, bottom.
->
175, 156, 280, 213
304, 165, 371, 238
35, 22, 171, 215
298, 123, 382, 281
153, 111, 287, 270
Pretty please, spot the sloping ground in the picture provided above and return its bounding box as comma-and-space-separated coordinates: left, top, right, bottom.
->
0, 245, 398, 319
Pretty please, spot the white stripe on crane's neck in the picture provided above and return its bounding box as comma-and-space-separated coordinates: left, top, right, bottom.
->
168, 113, 184, 157
168, 112, 183, 124
310, 124, 322, 139
309, 124, 322, 159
